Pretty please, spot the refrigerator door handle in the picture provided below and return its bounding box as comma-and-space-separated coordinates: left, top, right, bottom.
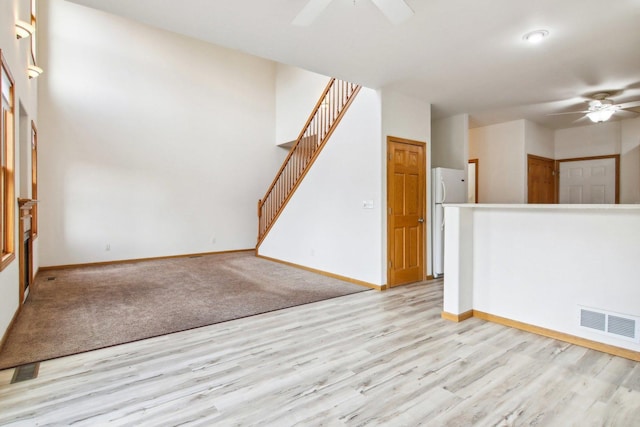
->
441, 179, 447, 203
441, 215, 445, 231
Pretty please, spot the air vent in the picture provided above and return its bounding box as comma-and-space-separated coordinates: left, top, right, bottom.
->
608, 316, 635, 339
11, 363, 39, 383
579, 306, 639, 343
580, 309, 605, 331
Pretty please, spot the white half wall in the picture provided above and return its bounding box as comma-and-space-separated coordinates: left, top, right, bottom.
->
469, 120, 526, 203
444, 204, 640, 353
275, 64, 330, 145
258, 88, 383, 285
38, 0, 282, 266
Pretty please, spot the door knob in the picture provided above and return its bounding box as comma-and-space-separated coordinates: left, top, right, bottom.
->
418, 218, 425, 223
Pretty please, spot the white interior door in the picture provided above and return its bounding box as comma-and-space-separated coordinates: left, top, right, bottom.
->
559, 158, 616, 204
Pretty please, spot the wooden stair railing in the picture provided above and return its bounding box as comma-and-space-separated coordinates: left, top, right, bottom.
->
257, 78, 361, 246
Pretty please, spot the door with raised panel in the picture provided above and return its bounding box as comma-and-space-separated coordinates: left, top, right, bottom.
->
528, 155, 556, 204
387, 137, 425, 287
559, 157, 618, 204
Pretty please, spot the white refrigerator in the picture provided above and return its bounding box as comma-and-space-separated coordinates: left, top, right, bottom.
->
432, 167, 466, 278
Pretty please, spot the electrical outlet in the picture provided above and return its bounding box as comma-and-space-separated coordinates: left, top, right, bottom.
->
106, 243, 111, 251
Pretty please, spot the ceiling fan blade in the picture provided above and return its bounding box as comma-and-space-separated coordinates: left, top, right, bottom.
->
292, 0, 333, 26
617, 109, 638, 118
546, 110, 589, 116
370, 0, 414, 24
618, 100, 640, 109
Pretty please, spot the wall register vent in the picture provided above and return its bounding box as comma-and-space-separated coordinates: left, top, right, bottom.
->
579, 306, 640, 343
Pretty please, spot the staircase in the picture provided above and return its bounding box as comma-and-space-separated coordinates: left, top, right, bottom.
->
257, 78, 361, 246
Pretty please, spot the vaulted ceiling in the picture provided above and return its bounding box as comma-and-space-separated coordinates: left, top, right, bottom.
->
67, 0, 640, 129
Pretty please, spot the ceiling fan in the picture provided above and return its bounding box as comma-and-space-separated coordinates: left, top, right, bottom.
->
552, 93, 640, 123
292, 0, 414, 26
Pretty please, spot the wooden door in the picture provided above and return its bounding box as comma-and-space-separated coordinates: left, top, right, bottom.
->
527, 155, 556, 203
558, 156, 619, 204
387, 137, 425, 287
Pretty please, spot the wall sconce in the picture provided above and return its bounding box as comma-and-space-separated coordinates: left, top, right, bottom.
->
28, 65, 43, 79
16, 20, 35, 39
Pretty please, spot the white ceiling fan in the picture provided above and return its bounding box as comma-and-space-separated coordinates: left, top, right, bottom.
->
551, 93, 640, 123
293, 0, 414, 26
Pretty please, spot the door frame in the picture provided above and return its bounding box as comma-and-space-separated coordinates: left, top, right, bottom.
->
557, 154, 620, 204
468, 158, 479, 203
386, 136, 427, 287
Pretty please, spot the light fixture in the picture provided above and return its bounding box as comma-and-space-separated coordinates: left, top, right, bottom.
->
523, 29, 549, 44
15, 20, 35, 39
586, 98, 617, 123
587, 109, 615, 123
27, 65, 43, 79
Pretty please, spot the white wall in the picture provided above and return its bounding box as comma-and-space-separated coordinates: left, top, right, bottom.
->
381, 90, 431, 279
0, 0, 39, 340
620, 118, 640, 204
275, 64, 330, 145
469, 120, 526, 203
555, 121, 621, 159
524, 120, 554, 158
258, 88, 384, 285
38, 0, 282, 266
432, 114, 469, 170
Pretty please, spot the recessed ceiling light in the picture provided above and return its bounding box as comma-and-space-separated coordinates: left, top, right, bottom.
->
523, 29, 549, 44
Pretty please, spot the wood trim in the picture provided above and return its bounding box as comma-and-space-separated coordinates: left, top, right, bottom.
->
441, 310, 473, 322
473, 310, 640, 362
386, 136, 426, 147
259, 78, 336, 209
556, 154, 620, 204
386, 136, 427, 287
1, 51, 16, 272
426, 275, 435, 281
0, 304, 21, 353
256, 84, 362, 249
468, 158, 478, 203
38, 249, 256, 272
18, 200, 37, 304
31, 121, 38, 238
0, 253, 15, 272
256, 254, 387, 291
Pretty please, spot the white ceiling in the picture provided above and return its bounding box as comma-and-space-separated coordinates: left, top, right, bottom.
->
67, 0, 640, 129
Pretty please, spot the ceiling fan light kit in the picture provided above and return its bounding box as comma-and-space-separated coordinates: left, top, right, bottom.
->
549, 92, 639, 124
585, 95, 619, 123
587, 109, 615, 123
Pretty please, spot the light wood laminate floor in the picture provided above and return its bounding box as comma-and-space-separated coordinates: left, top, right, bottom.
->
0, 279, 639, 426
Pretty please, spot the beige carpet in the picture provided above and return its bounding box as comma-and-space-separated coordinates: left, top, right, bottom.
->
0, 252, 368, 370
